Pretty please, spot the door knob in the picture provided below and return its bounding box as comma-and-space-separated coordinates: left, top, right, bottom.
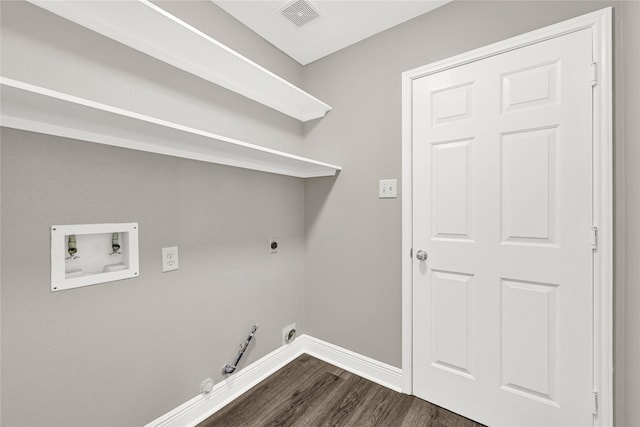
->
416, 250, 428, 261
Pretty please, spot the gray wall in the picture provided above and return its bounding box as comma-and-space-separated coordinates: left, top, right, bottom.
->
622, 1, 640, 424
1, 131, 306, 426
302, 1, 637, 426
0, 1, 307, 426
2, 0, 639, 426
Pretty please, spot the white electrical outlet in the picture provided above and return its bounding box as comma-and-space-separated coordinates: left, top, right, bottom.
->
282, 323, 296, 345
379, 179, 398, 198
162, 246, 179, 272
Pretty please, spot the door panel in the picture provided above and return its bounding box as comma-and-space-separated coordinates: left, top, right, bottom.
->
432, 139, 473, 240
412, 29, 593, 427
431, 270, 474, 378
501, 278, 558, 405
501, 126, 557, 244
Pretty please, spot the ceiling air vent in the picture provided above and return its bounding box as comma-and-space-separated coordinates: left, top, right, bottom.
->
280, 0, 321, 27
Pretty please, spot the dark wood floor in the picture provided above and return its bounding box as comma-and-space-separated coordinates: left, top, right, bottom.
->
198, 354, 485, 427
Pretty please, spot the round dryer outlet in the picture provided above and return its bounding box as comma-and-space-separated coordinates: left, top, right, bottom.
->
282, 323, 296, 345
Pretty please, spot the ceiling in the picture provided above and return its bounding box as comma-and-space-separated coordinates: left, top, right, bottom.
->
212, 0, 451, 65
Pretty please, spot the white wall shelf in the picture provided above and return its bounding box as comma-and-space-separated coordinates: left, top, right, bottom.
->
26, 0, 332, 122
0, 78, 341, 178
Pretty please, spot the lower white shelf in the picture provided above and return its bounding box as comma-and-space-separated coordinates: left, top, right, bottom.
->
0, 77, 341, 178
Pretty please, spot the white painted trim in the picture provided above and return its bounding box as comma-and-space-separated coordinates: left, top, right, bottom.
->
144, 335, 403, 427
0, 77, 341, 178
590, 9, 614, 427
147, 337, 306, 427
302, 335, 403, 393
401, 72, 414, 396
401, 8, 612, 82
401, 8, 613, 426
26, 0, 331, 122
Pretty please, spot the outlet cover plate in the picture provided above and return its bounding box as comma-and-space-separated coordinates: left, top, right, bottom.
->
282, 323, 296, 345
162, 246, 179, 272
379, 179, 398, 198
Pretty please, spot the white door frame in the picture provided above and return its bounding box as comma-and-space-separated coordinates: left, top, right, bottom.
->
401, 8, 613, 426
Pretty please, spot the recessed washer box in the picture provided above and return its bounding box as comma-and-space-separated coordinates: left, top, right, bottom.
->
50, 223, 139, 292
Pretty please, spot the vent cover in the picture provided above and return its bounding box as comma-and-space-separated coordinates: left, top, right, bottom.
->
281, 0, 320, 27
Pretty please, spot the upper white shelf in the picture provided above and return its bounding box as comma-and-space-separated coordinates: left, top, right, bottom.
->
0, 77, 341, 178
26, 0, 332, 122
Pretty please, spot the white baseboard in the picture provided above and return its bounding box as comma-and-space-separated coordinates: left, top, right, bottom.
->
145, 334, 403, 427
301, 335, 402, 393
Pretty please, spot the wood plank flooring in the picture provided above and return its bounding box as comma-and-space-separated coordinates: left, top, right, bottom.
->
198, 354, 485, 427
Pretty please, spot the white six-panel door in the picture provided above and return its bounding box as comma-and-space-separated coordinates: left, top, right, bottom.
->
412, 29, 594, 426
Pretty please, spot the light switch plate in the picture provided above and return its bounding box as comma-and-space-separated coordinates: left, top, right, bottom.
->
379, 179, 398, 198
162, 246, 179, 272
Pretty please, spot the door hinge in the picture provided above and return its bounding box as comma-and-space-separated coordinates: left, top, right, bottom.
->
410, 248, 413, 258
590, 62, 598, 86
592, 390, 599, 416
591, 226, 598, 251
